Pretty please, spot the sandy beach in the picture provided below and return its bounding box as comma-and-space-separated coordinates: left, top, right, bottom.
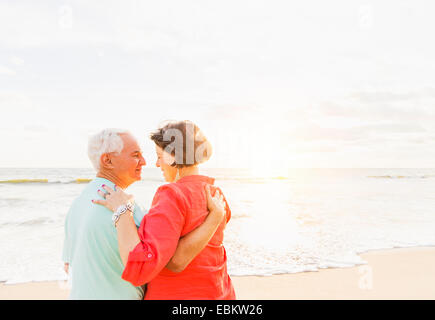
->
1, 247, 435, 300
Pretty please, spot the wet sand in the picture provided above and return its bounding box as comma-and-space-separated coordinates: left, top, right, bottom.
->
1, 247, 435, 300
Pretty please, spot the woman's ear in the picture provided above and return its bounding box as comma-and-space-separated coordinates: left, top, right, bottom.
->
100, 153, 114, 169
163, 151, 176, 167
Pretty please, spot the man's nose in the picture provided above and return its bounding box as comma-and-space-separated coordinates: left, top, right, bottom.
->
140, 156, 146, 166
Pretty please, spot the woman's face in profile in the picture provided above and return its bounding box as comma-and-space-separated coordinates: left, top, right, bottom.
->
155, 145, 177, 182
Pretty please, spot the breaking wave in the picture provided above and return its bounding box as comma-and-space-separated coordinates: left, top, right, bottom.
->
367, 175, 435, 179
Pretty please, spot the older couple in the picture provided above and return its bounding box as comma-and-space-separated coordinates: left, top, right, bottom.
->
62, 121, 235, 300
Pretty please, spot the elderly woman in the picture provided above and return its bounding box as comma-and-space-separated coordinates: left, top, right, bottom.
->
94, 120, 235, 300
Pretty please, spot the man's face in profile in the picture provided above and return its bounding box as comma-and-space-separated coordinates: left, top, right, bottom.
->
110, 133, 146, 187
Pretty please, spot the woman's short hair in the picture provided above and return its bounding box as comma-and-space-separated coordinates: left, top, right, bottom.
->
88, 128, 128, 170
150, 120, 212, 168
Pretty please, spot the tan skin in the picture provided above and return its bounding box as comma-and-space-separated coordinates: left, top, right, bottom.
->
65, 134, 226, 274
93, 145, 227, 270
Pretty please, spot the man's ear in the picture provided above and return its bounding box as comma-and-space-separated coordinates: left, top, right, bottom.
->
100, 153, 114, 169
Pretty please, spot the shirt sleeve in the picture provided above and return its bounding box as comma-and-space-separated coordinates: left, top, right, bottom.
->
121, 185, 186, 286
62, 212, 70, 264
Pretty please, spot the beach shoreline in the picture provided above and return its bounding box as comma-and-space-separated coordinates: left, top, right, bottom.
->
1, 246, 435, 300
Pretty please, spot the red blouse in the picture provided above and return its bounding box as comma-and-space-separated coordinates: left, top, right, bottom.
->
121, 175, 236, 300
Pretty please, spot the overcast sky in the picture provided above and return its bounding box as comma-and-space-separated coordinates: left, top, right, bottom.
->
1, 0, 435, 170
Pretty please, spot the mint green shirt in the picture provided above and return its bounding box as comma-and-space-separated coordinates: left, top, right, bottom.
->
62, 177, 145, 300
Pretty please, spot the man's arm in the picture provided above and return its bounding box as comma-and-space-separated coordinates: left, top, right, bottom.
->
166, 185, 226, 272
62, 211, 71, 274
96, 184, 186, 286
94, 184, 226, 285
112, 184, 226, 271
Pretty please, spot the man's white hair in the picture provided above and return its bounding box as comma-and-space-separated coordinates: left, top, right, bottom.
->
88, 128, 129, 171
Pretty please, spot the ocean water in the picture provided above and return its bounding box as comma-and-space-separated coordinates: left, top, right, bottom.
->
0, 167, 435, 284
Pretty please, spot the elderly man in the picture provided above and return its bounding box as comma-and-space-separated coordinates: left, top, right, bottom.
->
62, 129, 225, 299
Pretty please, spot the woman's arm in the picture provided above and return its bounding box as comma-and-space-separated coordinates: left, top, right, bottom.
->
166, 185, 226, 272
94, 184, 226, 269
114, 211, 141, 266
94, 187, 139, 265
